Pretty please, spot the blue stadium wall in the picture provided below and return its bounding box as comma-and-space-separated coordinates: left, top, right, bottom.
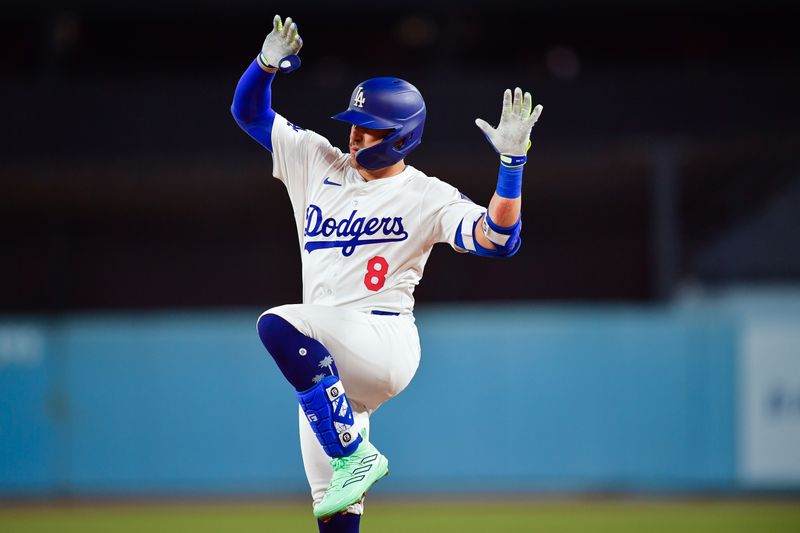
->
0, 301, 767, 497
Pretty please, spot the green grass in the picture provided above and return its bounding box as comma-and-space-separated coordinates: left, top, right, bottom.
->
1, 500, 799, 533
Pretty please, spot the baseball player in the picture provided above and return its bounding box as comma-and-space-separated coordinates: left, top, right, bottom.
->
231, 15, 542, 532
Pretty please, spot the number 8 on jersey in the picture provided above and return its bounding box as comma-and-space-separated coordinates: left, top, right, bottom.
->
364, 256, 389, 291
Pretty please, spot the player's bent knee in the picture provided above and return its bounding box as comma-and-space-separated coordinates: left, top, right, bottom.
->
256, 312, 295, 363
256, 312, 275, 351
257, 304, 294, 324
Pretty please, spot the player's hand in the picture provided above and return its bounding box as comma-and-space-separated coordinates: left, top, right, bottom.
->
260, 15, 303, 73
475, 88, 543, 156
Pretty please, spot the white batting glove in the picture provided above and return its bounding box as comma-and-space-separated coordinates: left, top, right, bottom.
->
475, 87, 543, 156
259, 15, 303, 73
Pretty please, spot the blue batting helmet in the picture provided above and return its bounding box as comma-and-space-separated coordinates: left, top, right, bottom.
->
332, 77, 426, 171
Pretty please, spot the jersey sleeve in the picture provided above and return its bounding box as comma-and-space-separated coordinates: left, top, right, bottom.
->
270, 112, 344, 204
421, 178, 487, 252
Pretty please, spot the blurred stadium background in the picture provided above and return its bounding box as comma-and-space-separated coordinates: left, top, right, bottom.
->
2, 0, 799, 531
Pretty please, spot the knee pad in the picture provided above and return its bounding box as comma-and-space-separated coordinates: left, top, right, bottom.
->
298, 375, 362, 458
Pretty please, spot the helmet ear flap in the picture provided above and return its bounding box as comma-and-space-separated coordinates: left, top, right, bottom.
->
394, 129, 423, 156
394, 132, 412, 150
355, 143, 392, 170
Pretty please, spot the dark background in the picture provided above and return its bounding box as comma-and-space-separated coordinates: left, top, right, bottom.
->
2, 0, 798, 311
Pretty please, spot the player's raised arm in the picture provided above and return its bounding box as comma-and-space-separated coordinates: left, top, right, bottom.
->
467, 88, 543, 256
230, 15, 303, 152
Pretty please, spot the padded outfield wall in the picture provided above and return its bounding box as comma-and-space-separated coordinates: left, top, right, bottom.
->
1, 292, 799, 497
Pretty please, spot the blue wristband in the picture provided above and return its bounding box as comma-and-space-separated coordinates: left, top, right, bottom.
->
495, 154, 526, 199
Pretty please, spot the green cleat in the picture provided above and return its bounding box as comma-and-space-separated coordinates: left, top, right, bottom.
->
313, 440, 389, 520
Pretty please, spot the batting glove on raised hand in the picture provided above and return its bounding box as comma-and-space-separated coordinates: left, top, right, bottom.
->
475, 88, 543, 156
259, 15, 303, 73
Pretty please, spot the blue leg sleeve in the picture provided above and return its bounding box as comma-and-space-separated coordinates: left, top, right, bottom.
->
257, 313, 362, 457
318, 512, 361, 532
257, 313, 340, 390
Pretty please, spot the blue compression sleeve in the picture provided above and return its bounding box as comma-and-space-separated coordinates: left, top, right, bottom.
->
231, 58, 277, 151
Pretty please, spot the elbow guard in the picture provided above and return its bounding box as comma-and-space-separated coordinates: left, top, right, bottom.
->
482, 212, 521, 255
455, 211, 522, 258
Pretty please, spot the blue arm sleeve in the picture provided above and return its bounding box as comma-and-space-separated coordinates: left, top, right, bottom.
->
231, 58, 277, 152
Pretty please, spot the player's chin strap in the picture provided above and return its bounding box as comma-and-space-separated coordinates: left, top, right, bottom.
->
297, 375, 363, 457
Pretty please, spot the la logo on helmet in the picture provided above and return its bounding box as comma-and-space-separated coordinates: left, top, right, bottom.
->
353, 87, 366, 108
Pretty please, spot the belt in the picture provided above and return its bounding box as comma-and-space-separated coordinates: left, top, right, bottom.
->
370, 310, 400, 316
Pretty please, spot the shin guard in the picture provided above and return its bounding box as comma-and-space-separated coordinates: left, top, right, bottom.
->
297, 375, 363, 457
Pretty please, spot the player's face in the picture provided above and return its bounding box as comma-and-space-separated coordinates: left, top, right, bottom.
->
349, 125, 392, 168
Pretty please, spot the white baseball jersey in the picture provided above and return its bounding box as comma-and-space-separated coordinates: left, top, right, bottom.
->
270, 113, 486, 315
